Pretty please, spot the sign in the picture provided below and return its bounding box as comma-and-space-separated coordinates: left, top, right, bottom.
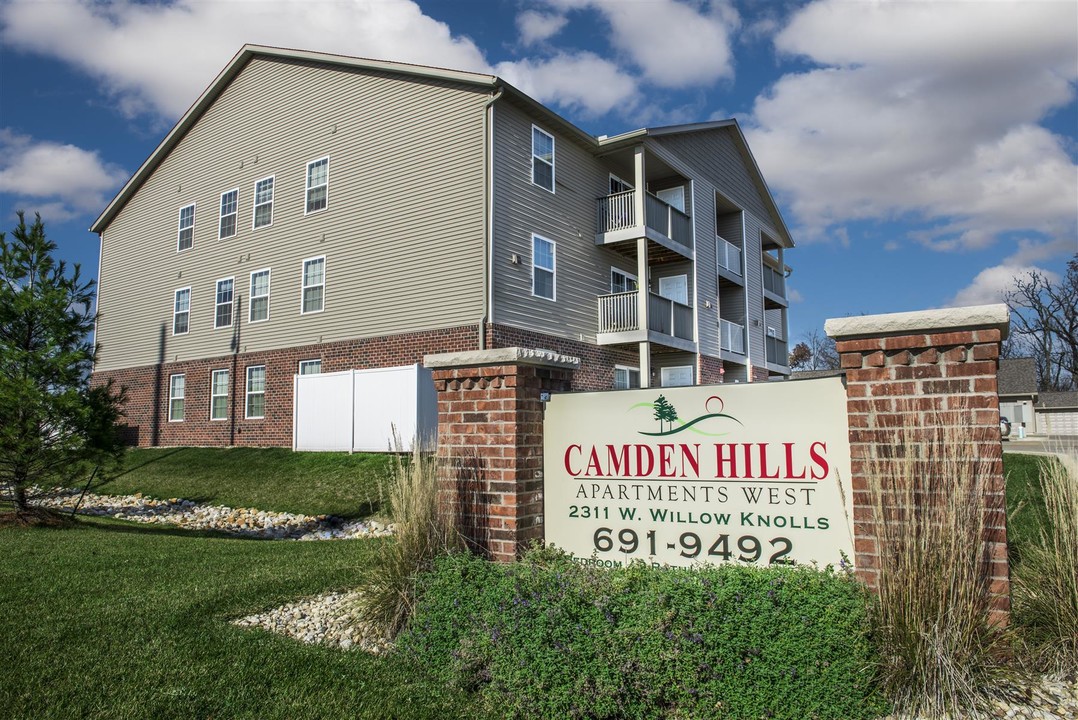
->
543, 377, 854, 568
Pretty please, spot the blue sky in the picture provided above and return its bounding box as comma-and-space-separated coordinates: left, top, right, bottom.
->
1, 0, 1075, 341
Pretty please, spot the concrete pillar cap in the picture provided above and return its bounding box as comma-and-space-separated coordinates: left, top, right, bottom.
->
424, 346, 581, 370
825, 304, 1009, 341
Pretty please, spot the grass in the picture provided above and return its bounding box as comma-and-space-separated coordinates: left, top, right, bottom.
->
1005, 452, 1050, 558
89, 447, 391, 518
0, 516, 481, 720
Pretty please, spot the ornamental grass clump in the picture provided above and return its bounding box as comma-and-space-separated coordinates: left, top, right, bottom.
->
355, 440, 463, 638
1012, 450, 1078, 675
865, 417, 1015, 716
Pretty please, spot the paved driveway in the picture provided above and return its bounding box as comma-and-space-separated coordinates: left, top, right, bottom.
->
1002, 436, 1078, 455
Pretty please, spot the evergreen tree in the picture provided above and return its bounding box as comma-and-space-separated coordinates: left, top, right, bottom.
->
653, 395, 678, 433
0, 212, 125, 514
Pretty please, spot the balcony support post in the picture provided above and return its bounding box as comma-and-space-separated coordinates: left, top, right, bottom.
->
638, 341, 651, 390
633, 145, 650, 389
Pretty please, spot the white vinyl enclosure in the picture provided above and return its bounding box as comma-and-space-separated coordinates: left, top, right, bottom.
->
292, 364, 438, 452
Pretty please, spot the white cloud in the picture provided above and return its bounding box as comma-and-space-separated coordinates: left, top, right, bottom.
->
544, 0, 739, 88
0, 129, 127, 222
948, 263, 1059, 308
0, 0, 491, 121
517, 10, 568, 46
745, 0, 1078, 250
495, 52, 639, 118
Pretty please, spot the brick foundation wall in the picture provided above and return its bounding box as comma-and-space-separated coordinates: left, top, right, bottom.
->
698, 354, 724, 384
830, 317, 1009, 625
429, 352, 576, 561
751, 366, 770, 381
486, 324, 639, 391
93, 324, 481, 447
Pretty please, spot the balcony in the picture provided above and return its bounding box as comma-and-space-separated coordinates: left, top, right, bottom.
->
763, 265, 788, 308
597, 290, 695, 351
765, 335, 789, 367
596, 190, 693, 260
717, 235, 743, 281
719, 318, 746, 355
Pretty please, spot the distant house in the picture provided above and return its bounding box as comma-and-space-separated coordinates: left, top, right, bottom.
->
997, 357, 1078, 436
1036, 391, 1078, 437
90, 44, 795, 448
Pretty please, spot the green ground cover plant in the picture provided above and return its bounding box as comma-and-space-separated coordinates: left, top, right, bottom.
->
90, 446, 390, 518
400, 547, 887, 720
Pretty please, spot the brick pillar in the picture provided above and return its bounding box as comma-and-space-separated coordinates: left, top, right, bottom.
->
825, 304, 1011, 624
424, 347, 579, 562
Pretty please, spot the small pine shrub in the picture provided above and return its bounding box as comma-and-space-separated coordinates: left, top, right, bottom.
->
399, 547, 886, 720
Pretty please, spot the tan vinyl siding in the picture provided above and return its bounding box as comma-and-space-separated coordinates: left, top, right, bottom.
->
96, 57, 488, 371
491, 100, 625, 341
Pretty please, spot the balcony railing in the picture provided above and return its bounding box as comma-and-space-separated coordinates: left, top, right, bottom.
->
596, 190, 692, 252
765, 335, 788, 366
763, 265, 786, 298
719, 318, 746, 354
597, 291, 693, 342
717, 236, 742, 276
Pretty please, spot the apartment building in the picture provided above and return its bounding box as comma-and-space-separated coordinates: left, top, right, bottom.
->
91, 45, 794, 447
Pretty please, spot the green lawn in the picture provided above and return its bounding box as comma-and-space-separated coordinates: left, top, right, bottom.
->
90, 447, 391, 518
0, 517, 480, 720
1004, 453, 1050, 559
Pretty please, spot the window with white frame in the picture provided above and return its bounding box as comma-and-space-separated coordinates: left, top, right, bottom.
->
168, 374, 185, 421
177, 204, 194, 251
302, 256, 325, 313
532, 235, 555, 300
531, 126, 554, 192
610, 268, 638, 294
246, 365, 266, 419
305, 157, 329, 214
298, 359, 322, 375
660, 365, 694, 388
614, 365, 641, 390
173, 287, 191, 335
219, 189, 238, 239
253, 176, 274, 228
249, 269, 270, 322
210, 369, 229, 421
214, 277, 234, 329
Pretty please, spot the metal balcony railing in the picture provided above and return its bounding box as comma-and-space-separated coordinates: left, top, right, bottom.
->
717, 236, 742, 276
597, 291, 693, 342
719, 318, 746, 354
596, 190, 692, 252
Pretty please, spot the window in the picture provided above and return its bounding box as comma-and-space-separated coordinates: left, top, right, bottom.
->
168, 374, 185, 421
177, 204, 194, 251
249, 269, 270, 322
173, 288, 191, 335
219, 189, 238, 239
609, 174, 633, 194
253, 176, 274, 228
614, 365, 640, 390
611, 268, 638, 294
660, 366, 694, 388
214, 277, 234, 329
210, 369, 229, 421
245, 365, 266, 419
531, 126, 554, 192
302, 256, 325, 313
298, 359, 322, 375
531, 235, 555, 300
305, 157, 329, 214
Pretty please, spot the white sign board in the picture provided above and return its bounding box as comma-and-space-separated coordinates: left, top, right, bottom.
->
543, 377, 854, 568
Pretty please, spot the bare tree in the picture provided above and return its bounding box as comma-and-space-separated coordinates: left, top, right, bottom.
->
791, 328, 840, 371
1005, 256, 1078, 391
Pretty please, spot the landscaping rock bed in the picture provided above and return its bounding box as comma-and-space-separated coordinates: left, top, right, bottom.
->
880, 676, 1078, 720
33, 488, 393, 541
232, 590, 391, 654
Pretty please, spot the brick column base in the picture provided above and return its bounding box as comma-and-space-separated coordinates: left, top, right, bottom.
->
425, 348, 579, 562
826, 305, 1010, 625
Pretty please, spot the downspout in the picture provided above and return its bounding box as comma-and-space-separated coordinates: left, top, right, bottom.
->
480, 87, 504, 350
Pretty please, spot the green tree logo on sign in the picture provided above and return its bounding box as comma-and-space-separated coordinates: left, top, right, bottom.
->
652, 395, 679, 433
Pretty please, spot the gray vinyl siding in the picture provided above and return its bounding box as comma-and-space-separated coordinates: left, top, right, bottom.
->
96, 57, 489, 371
715, 213, 742, 251
688, 181, 718, 355
743, 219, 767, 368
491, 100, 623, 341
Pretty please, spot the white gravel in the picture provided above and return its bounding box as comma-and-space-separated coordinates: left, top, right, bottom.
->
231, 590, 392, 654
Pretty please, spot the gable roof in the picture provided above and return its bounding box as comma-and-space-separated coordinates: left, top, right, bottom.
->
1037, 391, 1078, 409
92, 44, 793, 248
998, 357, 1039, 396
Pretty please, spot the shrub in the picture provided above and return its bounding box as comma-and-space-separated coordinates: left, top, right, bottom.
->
399, 547, 886, 720
355, 443, 463, 638
864, 419, 1015, 716
1012, 450, 1078, 674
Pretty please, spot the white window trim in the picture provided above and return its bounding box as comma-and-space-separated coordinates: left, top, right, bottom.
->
531, 124, 555, 193
660, 365, 695, 388
210, 369, 229, 421
214, 276, 235, 330
298, 359, 322, 375
610, 267, 638, 294
245, 365, 266, 420
248, 268, 271, 323
304, 156, 330, 216
614, 364, 641, 390
168, 373, 185, 422
172, 287, 191, 336
252, 175, 275, 230
218, 188, 239, 240
176, 203, 195, 252
531, 234, 556, 301
301, 255, 326, 315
